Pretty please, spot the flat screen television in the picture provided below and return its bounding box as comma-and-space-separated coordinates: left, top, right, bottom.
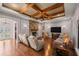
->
51, 27, 61, 33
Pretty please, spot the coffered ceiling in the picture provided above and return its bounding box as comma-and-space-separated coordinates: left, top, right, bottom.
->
2, 3, 65, 20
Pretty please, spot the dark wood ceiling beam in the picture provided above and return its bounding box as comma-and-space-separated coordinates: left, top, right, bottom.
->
20, 3, 64, 20
31, 3, 64, 17
40, 10, 64, 20
31, 11, 49, 17
31, 11, 41, 16
32, 4, 42, 12
43, 3, 64, 12
31, 4, 44, 17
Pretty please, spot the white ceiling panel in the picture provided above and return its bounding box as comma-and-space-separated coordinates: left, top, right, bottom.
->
47, 6, 64, 14
24, 8, 37, 15
36, 3, 55, 10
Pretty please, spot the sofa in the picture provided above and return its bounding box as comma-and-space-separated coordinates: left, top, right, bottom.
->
28, 35, 43, 51
18, 34, 29, 46
19, 34, 43, 51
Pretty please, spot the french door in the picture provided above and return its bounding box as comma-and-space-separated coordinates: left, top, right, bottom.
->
0, 18, 15, 40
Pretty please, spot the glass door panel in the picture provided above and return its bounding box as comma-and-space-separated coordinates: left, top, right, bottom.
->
0, 21, 13, 40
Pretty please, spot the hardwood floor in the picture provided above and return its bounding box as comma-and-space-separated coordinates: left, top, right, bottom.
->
0, 39, 16, 56
0, 39, 44, 56
0, 39, 77, 56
